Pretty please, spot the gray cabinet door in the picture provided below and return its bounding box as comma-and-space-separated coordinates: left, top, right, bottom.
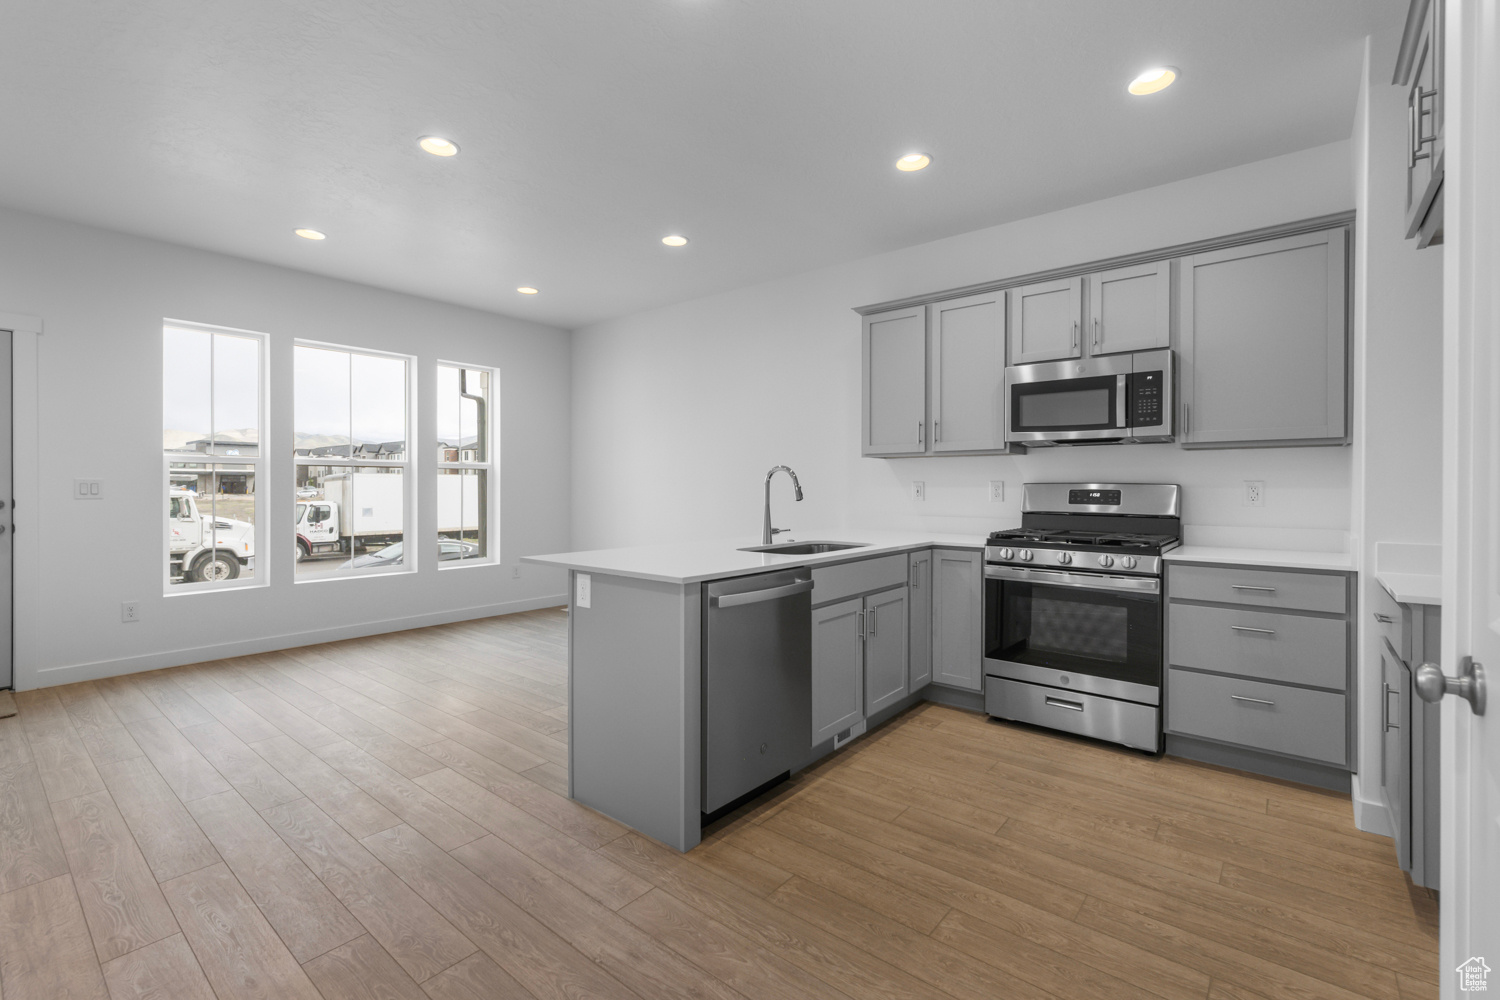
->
929, 292, 1005, 452
1381, 638, 1412, 870
1008, 277, 1082, 365
1086, 261, 1170, 356
908, 551, 933, 689
933, 548, 983, 691
1178, 228, 1348, 447
812, 598, 865, 744
862, 307, 928, 456
865, 589, 910, 715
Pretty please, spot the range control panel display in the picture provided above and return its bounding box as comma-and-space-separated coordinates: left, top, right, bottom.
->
1069, 489, 1121, 506
1130, 370, 1166, 427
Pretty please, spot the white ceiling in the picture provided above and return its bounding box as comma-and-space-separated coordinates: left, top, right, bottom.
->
4, 1, 1403, 330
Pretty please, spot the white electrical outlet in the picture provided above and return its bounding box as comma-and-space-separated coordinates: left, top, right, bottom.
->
576, 573, 591, 609
75, 478, 103, 500
512, 566, 521, 579
121, 601, 140, 623
989, 480, 1005, 502
912, 481, 926, 502
1244, 480, 1265, 507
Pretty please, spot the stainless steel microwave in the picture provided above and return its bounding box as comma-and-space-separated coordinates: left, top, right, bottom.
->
1003, 349, 1174, 446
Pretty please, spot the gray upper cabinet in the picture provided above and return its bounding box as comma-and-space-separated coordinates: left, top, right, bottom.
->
862, 307, 927, 456
864, 588, 910, 715
1086, 261, 1170, 356
932, 548, 983, 691
1008, 277, 1082, 364
908, 551, 933, 690
1395, 0, 1443, 246
812, 598, 866, 744
929, 292, 1006, 452
1177, 228, 1348, 448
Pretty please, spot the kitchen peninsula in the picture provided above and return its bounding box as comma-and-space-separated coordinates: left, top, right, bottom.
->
525, 531, 984, 851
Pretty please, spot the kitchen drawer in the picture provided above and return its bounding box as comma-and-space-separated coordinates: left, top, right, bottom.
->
986, 678, 1160, 753
812, 554, 908, 606
1169, 564, 1347, 614
1167, 669, 1346, 766
1169, 604, 1347, 690
1371, 584, 1407, 661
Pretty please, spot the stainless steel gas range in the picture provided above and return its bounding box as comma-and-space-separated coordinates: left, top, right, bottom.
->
982, 482, 1181, 753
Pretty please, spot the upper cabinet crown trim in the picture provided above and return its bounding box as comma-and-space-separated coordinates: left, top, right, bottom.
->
851, 211, 1356, 317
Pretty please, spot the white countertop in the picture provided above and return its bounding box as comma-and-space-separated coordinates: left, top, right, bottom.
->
1376, 572, 1443, 606
524, 530, 984, 585
1164, 545, 1356, 572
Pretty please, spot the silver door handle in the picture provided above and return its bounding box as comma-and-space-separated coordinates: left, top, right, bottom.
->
1229, 625, 1276, 636
934, 420, 940, 443
1383, 682, 1400, 731
857, 609, 866, 641
1072, 321, 1079, 351
868, 605, 877, 636
1374, 613, 1395, 623
711, 579, 814, 608
1093, 317, 1100, 351
1231, 585, 1277, 593
917, 421, 924, 448
1416, 657, 1487, 715
1044, 696, 1085, 712
1230, 694, 1276, 707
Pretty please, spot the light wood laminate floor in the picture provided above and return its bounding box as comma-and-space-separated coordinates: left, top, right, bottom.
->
0, 606, 1438, 1000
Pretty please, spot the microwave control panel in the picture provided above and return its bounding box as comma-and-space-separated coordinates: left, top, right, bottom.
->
1130, 371, 1166, 427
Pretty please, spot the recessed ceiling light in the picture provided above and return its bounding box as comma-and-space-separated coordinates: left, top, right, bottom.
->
517, 286, 539, 295
661, 235, 689, 247
418, 136, 460, 157
294, 229, 326, 240
896, 153, 931, 172
1127, 67, 1178, 96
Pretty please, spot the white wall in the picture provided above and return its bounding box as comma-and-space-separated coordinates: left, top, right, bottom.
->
0, 206, 571, 689
1348, 30, 1445, 832
573, 140, 1357, 550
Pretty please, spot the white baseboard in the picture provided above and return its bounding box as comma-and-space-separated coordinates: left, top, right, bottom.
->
23, 593, 568, 690
1351, 773, 1393, 838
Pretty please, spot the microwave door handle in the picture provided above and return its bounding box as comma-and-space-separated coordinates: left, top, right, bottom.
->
1117, 374, 1128, 430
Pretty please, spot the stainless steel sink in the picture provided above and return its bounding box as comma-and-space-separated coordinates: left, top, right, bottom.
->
739, 541, 869, 555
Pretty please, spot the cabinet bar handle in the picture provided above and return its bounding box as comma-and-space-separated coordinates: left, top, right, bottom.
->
1229, 625, 1277, 636
917, 422, 924, 448
1093, 317, 1100, 351
856, 610, 866, 641
1230, 694, 1276, 706
1383, 682, 1400, 731
935, 420, 941, 443
1044, 696, 1085, 712
1374, 613, 1395, 623
869, 605, 878, 636
1072, 321, 1079, 351
1231, 585, 1277, 593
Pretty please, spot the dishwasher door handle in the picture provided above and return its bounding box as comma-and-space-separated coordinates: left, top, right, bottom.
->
711, 579, 814, 608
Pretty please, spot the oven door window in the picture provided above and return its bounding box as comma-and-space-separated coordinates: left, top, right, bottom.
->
986, 579, 1162, 688
1010, 374, 1120, 433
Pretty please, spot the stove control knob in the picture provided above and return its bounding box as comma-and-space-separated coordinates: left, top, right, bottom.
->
1019, 550, 1033, 562
999, 548, 1014, 560
1098, 555, 1115, 568
1121, 556, 1138, 570
1057, 552, 1073, 565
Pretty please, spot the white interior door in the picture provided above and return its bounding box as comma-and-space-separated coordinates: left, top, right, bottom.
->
1440, 1, 1500, 992
0, 331, 10, 690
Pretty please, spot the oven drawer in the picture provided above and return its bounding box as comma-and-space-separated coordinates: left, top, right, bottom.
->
1167, 669, 1346, 765
986, 678, 1160, 753
1169, 604, 1347, 690
1168, 564, 1347, 614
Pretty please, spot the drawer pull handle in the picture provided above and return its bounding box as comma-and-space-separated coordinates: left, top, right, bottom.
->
1374, 613, 1395, 624
1229, 625, 1277, 636
1044, 696, 1085, 712
1230, 694, 1276, 707
1231, 585, 1277, 593
1383, 682, 1400, 731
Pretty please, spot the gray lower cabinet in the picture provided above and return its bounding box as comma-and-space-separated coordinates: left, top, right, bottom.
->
908, 550, 933, 689
865, 589, 910, 715
1374, 584, 1441, 889
862, 307, 927, 456
812, 598, 866, 744
1165, 562, 1355, 781
1177, 227, 1349, 448
933, 548, 983, 691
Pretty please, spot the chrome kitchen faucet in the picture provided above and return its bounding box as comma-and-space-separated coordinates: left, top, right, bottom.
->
762, 466, 803, 544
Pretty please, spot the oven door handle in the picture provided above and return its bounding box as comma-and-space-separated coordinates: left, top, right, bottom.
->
984, 564, 1161, 594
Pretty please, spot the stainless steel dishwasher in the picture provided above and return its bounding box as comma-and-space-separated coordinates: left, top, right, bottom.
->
702, 569, 813, 817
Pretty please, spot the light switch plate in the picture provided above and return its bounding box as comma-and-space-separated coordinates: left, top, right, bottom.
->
576, 573, 591, 609
74, 478, 103, 500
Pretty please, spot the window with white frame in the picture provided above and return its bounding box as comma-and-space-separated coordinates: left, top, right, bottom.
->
436, 363, 496, 565
162, 322, 265, 591
293, 343, 412, 578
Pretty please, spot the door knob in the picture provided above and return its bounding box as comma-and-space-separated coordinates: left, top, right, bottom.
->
1416, 657, 1487, 716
